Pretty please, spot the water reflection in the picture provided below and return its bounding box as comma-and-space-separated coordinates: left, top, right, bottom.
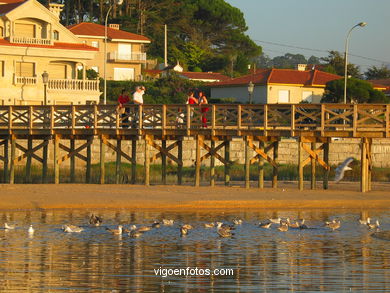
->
0, 209, 390, 291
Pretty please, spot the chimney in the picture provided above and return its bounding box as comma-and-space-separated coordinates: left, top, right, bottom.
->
48, 3, 64, 19
109, 24, 120, 30
297, 64, 307, 71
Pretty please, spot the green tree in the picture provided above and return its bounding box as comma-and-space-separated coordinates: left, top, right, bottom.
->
321, 78, 389, 103
321, 51, 361, 78
272, 53, 307, 69
365, 65, 390, 80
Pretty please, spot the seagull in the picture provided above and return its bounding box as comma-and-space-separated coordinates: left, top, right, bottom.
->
4, 223, 15, 230
216, 222, 234, 230
182, 224, 193, 230
137, 226, 152, 233
217, 227, 233, 238
151, 221, 160, 228
258, 221, 272, 229
106, 225, 123, 235
204, 222, 215, 228
359, 217, 371, 225
325, 219, 341, 231
162, 219, 174, 226
233, 219, 243, 225
28, 225, 34, 234
123, 225, 137, 233
129, 230, 142, 238
334, 157, 354, 183
269, 217, 281, 224
89, 214, 103, 226
62, 224, 83, 233
180, 226, 188, 237
278, 220, 289, 232
367, 220, 380, 230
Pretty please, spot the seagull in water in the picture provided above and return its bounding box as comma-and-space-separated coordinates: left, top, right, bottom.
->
89, 214, 103, 226
62, 225, 83, 233
334, 157, 354, 183
4, 223, 15, 230
28, 225, 34, 234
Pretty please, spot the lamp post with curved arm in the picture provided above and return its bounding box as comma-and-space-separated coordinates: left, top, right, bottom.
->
343, 22, 366, 104
104, 0, 123, 105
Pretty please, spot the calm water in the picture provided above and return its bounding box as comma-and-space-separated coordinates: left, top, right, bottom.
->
1, 209, 390, 292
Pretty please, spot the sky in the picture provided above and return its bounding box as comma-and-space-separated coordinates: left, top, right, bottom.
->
225, 0, 390, 71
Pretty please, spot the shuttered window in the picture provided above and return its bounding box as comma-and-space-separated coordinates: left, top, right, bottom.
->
15, 23, 35, 38
16, 62, 35, 77
49, 64, 67, 79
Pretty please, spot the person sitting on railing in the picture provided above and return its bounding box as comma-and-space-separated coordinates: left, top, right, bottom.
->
198, 91, 209, 128
117, 89, 130, 128
176, 107, 185, 128
132, 85, 145, 128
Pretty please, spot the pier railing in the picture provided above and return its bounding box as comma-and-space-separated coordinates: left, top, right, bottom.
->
0, 104, 389, 137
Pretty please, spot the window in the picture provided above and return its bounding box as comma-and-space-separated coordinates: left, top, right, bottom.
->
48, 63, 67, 79
114, 68, 134, 81
302, 91, 313, 103
15, 23, 35, 38
15, 61, 35, 77
118, 43, 132, 60
91, 41, 99, 48
91, 66, 99, 73
278, 90, 289, 103
53, 30, 59, 40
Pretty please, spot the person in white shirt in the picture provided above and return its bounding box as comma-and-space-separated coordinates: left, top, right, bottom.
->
133, 85, 145, 105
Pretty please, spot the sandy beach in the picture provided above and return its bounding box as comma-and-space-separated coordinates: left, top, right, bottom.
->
1, 181, 390, 210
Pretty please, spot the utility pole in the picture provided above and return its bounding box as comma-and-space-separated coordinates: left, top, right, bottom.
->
164, 24, 168, 67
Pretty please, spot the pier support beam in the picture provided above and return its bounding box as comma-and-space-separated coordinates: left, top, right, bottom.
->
131, 139, 137, 184
0, 138, 8, 183
115, 139, 121, 184
272, 141, 279, 188
195, 135, 202, 187
161, 140, 167, 185
100, 136, 106, 184
177, 139, 183, 185
245, 137, 250, 189
144, 135, 151, 186
26, 137, 32, 183
323, 141, 330, 190
86, 140, 92, 184
258, 141, 264, 189
224, 140, 230, 186
210, 139, 215, 187
54, 135, 59, 184
360, 138, 372, 192
70, 138, 75, 183
311, 142, 316, 190
42, 138, 48, 184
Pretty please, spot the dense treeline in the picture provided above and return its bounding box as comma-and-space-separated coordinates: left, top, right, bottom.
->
39, 0, 261, 76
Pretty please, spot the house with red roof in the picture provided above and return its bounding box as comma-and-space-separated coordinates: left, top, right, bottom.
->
68, 22, 150, 82
210, 66, 342, 104
0, 0, 102, 105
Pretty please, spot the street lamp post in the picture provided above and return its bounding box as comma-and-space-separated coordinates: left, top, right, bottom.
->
343, 22, 367, 104
104, 0, 123, 105
42, 71, 49, 105
248, 81, 254, 104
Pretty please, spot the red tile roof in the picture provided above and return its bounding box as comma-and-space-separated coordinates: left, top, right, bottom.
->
210, 68, 342, 87
0, 38, 98, 51
367, 79, 390, 87
68, 22, 150, 42
143, 69, 162, 75
179, 71, 230, 81
0, 1, 24, 14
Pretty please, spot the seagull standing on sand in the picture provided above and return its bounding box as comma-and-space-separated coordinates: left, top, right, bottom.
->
334, 157, 354, 183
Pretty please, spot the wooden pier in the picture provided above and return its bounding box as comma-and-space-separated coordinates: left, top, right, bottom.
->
0, 103, 388, 192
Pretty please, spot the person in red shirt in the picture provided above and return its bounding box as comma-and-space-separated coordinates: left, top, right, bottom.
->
198, 91, 209, 128
117, 89, 130, 128
187, 90, 198, 105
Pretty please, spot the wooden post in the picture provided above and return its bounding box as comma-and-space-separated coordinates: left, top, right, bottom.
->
9, 136, 15, 184
70, 138, 75, 183
368, 138, 372, 191
298, 139, 304, 191
224, 140, 230, 186
144, 136, 150, 186
54, 135, 59, 184
3, 138, 8, 183
42, 138, 48, 184
100, 136, 106, 184
360, 138, 367, 193
245, 137, 250, 189
272, 141, 279, 188
195, 135, 201, 187
323, 141, 329, 190
26, 137, 32, 183
115, 138, 121, 184
86, 139, 91, 184
311, 142, 316, 190
177, 139, 183, 185
161, 140, 167, 185
210, 139, 215, 187
131, 139, 136, 184
258, 140, 264, 189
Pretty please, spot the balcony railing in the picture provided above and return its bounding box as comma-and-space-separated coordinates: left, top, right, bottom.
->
108, 52, 147, 62
48, 79, 100, 92
14, 75, 37, 85
9, 36, 52, 45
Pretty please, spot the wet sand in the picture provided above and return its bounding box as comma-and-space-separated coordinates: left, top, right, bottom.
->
1, 181, 390, 210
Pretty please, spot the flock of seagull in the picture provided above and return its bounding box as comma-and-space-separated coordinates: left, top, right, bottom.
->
1, 214, 381, 238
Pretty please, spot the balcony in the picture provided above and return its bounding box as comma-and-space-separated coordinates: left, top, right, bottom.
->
108, 51, 146, 62
14, 75, 37, 85
48, 79, 100, 92
9, 36, 53, 45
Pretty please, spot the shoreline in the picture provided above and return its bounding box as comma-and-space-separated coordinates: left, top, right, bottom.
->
1, 182, 390, 211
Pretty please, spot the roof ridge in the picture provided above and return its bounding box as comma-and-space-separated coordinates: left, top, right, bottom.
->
267, 68, 275, 83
